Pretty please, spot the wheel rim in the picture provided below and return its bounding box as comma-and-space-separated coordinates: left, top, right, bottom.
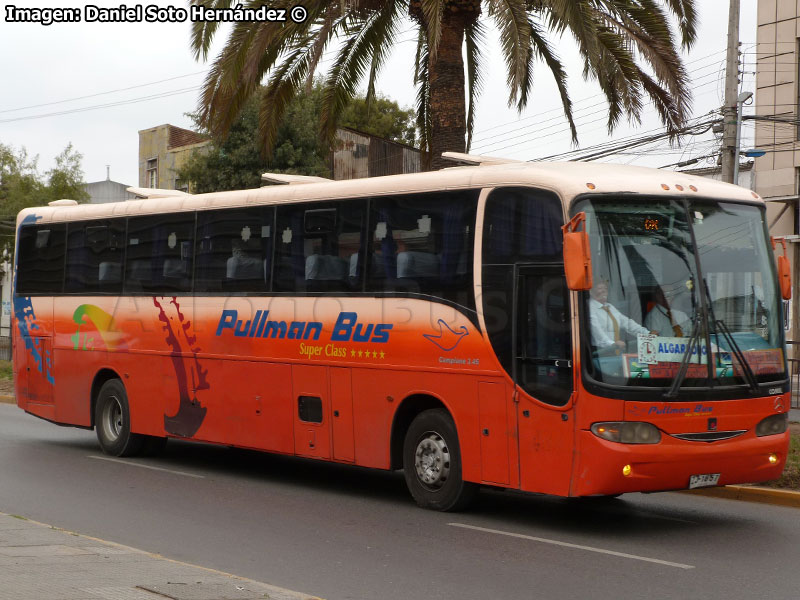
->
414, 431, 451, 491
101, 395, 123, 443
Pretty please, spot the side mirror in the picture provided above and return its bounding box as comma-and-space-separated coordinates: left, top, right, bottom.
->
771, 237, 792, 300
562, 212, 593, 291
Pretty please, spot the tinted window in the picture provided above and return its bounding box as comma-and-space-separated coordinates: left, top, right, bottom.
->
125, 214, 194, 294
195, 206, 274, 293
275, 201, 364, 293
16, 224, 66, 294
65, 219, 126, 293
483, 187, 563, 264
367, 191, 478, 309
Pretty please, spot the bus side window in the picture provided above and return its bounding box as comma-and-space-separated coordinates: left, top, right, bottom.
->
274, 200, 365, 294
195, 206, 274, 293
16, 224, 66, 295
65, 219, 125, 294
125, 214, 195, 294
367, 191, 478, 309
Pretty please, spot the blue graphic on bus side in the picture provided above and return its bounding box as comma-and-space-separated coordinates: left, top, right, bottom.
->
13, 213, 55, 385
216, 310, 392, 343
423, 319, 469, 351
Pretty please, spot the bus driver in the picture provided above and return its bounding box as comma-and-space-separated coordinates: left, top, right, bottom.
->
589, 280, 651, 355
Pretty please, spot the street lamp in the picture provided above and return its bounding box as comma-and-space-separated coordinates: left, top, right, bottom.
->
734, 91, 753, 185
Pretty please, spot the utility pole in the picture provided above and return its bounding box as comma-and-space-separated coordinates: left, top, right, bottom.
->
720, 0, 741, 184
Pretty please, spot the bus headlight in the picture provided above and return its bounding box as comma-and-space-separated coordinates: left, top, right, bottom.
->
591, 422, 661, 444
755, 414, 788, 437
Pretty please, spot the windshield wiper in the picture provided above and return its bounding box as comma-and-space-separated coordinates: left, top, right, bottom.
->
664, 315, 704, 399
701, 280, 759, 394
711, 319, 759, 394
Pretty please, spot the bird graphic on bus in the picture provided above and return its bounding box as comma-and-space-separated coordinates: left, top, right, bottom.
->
423, 319, 469, 351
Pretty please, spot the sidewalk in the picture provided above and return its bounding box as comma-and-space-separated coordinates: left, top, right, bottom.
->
0, 511, 320, 600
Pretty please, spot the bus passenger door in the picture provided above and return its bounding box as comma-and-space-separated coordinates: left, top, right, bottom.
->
292, 364, 331, 460
514, 266, 575, 496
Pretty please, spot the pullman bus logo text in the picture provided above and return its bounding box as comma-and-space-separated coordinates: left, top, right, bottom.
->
215, 310, 393, 343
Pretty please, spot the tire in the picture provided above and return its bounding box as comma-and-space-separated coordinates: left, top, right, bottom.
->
403, 409, 478, 511
95, 379, 144, 457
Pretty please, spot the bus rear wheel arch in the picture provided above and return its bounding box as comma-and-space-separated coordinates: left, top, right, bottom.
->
402, 408, 478, 511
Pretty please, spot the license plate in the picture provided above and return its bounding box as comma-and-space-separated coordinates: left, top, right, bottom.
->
689, 473, 720, 489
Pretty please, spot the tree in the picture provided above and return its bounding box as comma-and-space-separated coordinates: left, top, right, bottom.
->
177, 83, 416, 193
0, 142, 88, 258
46, 143, 90, 204
189, 0, 696, 170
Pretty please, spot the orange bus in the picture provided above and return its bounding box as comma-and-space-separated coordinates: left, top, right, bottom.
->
12, 157, 792, 510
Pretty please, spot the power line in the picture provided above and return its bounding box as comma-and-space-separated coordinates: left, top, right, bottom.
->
0, 72, 206, 114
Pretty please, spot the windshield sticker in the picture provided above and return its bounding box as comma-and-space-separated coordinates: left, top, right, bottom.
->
637, 335, 709, 364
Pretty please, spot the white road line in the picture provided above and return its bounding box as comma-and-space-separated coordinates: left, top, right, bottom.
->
448, 523, 694, 570
88, 456, 205, 479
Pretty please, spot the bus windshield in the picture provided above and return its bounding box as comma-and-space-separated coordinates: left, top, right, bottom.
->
576, 196, 787, 392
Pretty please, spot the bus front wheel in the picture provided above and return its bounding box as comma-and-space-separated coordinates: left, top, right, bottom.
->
95, 379, 144, 457
403, 409, 477, 511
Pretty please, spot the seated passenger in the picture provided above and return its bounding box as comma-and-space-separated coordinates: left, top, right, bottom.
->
589, 281, 650, 355
645, 287, 690, 337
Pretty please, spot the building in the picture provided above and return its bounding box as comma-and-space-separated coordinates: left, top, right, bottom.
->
754, 0, 800, 346
84, 167, 136, 204
138, 124, 421, 192
138, 124, 210, 191
679, 162, 754, 189
332, 127, 420, 179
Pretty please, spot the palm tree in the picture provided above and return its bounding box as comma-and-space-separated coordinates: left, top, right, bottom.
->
190, 0, 696, 170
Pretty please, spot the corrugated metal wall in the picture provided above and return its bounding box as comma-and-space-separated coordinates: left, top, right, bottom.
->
332, 128, 420, 180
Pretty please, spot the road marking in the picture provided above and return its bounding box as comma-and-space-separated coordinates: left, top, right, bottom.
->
448, 523, 694, 570
88, 456, 205, 479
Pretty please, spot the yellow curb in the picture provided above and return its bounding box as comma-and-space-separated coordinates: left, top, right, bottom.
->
682, 485, 800, 508
0, 395, 15, 404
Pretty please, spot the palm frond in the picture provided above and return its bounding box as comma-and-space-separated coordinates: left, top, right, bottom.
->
659, 0, 697, 48
464, 19, 486, 151
320, 0, 402, 144
414, 28, 432, 159
488, 0, 532, 108
419, 0, 444, 59
529, 17, 577, 143
189, 0, 237, 61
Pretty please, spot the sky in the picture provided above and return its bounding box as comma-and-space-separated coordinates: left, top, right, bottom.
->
0, 1, 760, 189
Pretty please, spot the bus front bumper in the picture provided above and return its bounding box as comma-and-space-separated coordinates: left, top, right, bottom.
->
571, 429, 790, 497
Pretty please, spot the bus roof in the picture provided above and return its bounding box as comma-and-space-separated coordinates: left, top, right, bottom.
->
17, 161, 763, 226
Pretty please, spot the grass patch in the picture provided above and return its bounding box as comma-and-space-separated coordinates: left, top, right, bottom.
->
0, 360, 11, 381
762, 425, 800, 491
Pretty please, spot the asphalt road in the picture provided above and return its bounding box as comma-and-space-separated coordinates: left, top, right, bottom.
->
1, 403, 799, 600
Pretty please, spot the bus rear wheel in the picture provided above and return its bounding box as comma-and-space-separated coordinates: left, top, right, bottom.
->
403, 409, 477, 511
95, 379, 144, 457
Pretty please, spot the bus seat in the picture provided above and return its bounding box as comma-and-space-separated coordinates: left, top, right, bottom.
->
226, 255, 263, 280
163, 258, 187, 278
305, 254, 348, 281
349, 253, 386, 279
127, 260, 150, 282
98, 261, 121, 283
397, 251, 439, 278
